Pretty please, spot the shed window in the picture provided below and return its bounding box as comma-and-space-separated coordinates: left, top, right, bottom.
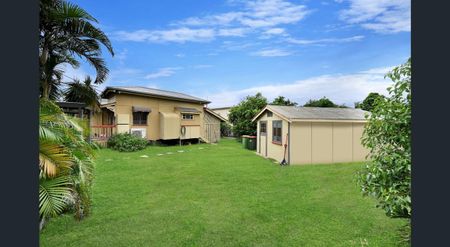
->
260, 122, 267, 135
267, 111, 273, 117
182, 114, 194, 120
272, 120, 282, 143
133, 112, 148, 125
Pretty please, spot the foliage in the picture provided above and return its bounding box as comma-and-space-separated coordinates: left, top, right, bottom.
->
358, 58, 411, 219
39, 99, 95, 227
39, 0, 114, 99
271, 96, 298, 106
41, 140, 407, 246
228, 93, 267, 136
355, 92, 385, 112
303, 97, 347, 108
220, 121, 233, 137
64, 76, 100, 110
107, 133, 148, 152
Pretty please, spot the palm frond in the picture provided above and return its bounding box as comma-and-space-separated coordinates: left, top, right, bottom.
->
39, 141, 73, 178
39, 175, 73, 218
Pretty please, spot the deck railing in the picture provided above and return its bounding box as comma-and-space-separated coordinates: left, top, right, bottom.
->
90, 125, 116, 141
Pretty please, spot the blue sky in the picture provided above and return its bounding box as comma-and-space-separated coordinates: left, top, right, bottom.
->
67, 0, 411, 107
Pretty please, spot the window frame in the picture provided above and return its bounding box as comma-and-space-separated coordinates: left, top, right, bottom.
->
272, 120, 282, 144
260, 121, 267, 136
132, 112, 149, 125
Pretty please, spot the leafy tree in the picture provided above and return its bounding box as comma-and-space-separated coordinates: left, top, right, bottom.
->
359, 58, 411, 219
220, 122, 233, 137
39, 0, 114, 99
39, 99, 95, 229
355, 92, 385, 112
304, 97, 338, 107
64, 76, 100, 109
271, 96, 298, 106
229, 93, 267, 137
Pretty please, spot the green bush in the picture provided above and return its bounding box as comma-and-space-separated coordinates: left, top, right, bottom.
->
107, 133, 148, 152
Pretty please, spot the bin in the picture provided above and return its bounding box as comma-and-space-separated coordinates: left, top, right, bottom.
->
241, 135, 249, 148
247, 136, 257, 150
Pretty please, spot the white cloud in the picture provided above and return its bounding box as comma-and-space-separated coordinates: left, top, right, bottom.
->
337, 0, 410, 33
251, 48, 292, 57
175, 53, 185, 58
177, 0, 309, 28
115, 0, 310, 43
286, 35, 364, 45
114, 28, 216, 43
217, 28, 249, 37
144, 67, 181, 79
201, 66, 393, 108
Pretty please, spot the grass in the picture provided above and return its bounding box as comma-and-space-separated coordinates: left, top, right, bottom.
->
40, 138, 407, 246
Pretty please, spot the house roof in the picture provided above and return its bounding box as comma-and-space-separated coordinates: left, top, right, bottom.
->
252, 105, 369, 122
101, 86, 210, 104
211, 106, 233, 110
204, 108, 227, 122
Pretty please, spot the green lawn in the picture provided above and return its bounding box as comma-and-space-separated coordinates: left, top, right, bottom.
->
40, 138, 406, 246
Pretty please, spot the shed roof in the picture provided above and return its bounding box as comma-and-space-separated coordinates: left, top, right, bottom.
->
101, 86, 210, 104
253, 105, 369, 122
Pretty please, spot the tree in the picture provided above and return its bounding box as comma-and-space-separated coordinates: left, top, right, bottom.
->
229, 93, 267, 137
64, 76, 100, 109
39, 99, 95, 229
304, 97, 338, 107
355, 92, 385, 112
358, 58, 411, 219
271, 96, 298, 106
39, 0, 114, 99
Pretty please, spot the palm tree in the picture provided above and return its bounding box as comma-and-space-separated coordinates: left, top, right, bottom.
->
64, 76, 100, 109
39, 0, 114, 99
39, 99, 95, 229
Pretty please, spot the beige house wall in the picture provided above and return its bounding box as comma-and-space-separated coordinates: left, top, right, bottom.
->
256, 111, 369, 165
107, 94, 205, 140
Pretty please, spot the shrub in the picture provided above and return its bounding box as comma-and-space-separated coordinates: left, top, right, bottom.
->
107, 133, 148, 152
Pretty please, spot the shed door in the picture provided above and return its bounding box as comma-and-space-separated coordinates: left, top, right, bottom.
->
259, 121, 268, 156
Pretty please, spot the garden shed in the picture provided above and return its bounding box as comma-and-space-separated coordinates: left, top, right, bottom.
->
252, 105, 370, 165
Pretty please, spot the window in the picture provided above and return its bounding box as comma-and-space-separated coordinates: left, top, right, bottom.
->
182, 114, 194, 120
260, 122, 267, 135
133, 112, 148, 125
267, 111, 273, 117
272, 120, 282, 143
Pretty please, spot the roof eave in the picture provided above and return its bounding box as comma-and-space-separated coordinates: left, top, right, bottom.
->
102, 87, 210, 104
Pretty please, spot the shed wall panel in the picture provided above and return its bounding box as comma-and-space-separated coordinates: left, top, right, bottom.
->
290, 122, 312, 164
332, 122, 353, 163
311, 122, 333, 164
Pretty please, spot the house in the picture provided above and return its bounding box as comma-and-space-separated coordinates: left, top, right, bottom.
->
211, 106, 232, 121
252, 105, 370, 165
56, 101, 90, 119
211, 106, 234, 136
90, 86, 224, 144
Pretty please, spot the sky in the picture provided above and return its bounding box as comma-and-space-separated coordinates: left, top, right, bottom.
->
67, 0, 411, 108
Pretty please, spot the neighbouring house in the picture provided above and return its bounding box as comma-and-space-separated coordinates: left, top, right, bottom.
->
90, 86, 224, 144
56, 101, 90, 119
252, 105, 370, 165
211, 106, 234, 136
211, 106, 232, 121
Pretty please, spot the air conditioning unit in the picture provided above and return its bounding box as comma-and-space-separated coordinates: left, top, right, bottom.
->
130, 128, 146, 139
